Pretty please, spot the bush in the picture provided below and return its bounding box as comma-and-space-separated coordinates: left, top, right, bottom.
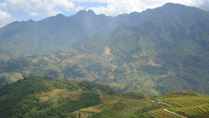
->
123, 92, 146, 100
80, 92, 101, 107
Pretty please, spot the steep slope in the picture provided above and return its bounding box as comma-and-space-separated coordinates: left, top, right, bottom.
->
0, 10, 115, 60
0, 7, 159, 61
161, 91, 209, 118
0, 77, 117, 118
1, 3, 206, 60
0, 77, 209, 118
1, 3, 209, 96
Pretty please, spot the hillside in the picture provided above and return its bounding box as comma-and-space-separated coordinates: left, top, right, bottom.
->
0, 77, 117, 118
0, 77, 208, 118
0, 6, 163, 61
1, 3, 209, 96
0, 10, 115, 60
0, 3, 207, 60
0, 77, 155, 118
163, 91, 209, 117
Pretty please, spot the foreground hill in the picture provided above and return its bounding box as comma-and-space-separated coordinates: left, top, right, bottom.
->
0, 77, 208, 118
0, 77, 117, 118
1, 3, 209, 96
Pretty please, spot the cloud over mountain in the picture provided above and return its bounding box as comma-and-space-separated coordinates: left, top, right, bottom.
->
0, 0, 208, 27
0, 10, 16, 27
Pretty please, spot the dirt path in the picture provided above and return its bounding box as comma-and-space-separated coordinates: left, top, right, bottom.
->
150, 100, 187, 118
150, 100, 173, 107
163, 109, 187, 118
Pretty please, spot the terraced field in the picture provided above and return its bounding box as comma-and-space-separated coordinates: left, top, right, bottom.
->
1, 77, 209, 118
78, 91, 209, 118
163, 91, 209, 118
152, 109, 184, 118
75, 98, 152, 118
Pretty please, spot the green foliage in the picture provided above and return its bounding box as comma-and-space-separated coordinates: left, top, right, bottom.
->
1, 3, 209, 96
113, 66, 127, 76
86, 63, 103, 73
138, 65, 169, 75
130, 113, 155, 118
0, 77, 118, 118
123, 92, 146, 100
164, 91, 209, 118
63, 64, 86, 78
80, 92, 101, 107
134, 104, 162, 115
1, 78, 209, 118
79, 81, 118, 95
4, 58, 30, 72
0, 77, 51, 118
90, 99, 149, 118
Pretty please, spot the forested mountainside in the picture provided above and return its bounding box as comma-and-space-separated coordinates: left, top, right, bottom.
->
0, 4, 167, 60
1, 3, 209, 96
0, 77, 209, 118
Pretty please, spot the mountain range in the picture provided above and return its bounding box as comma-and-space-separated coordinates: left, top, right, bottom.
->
0, 3, 209, 97
0, 7, 158, 60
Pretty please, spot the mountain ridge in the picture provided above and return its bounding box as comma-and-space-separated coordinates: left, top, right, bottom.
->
1, 3, 209, 96
1, 3, 208, 60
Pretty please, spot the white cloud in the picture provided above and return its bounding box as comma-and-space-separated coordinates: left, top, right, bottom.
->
200, 0, 209, 11
0, 2, 7, 9
4, 0, 75, 17
0, 0, 209, 27
30, 12, 38, 16
79, 0, 209, 16
0, 10, 16, 28
1, 0, 208, 18
75, 6, 84, 12
86, 0, 164, 16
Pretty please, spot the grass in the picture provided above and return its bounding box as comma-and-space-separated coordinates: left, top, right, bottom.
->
84, 98, 152, 118
79, 95, 120, 112
162, 91, 209, 117
152, 109, 183, 118
1, 77, 209, 118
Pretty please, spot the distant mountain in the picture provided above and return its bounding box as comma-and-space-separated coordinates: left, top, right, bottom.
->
0, 77, 208, 118
0, 10, 113, 60
0, 8, 160, 61
1, 3, 205, 61
1, 3, 209, 96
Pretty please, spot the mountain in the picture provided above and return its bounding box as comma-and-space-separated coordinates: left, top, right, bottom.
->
0, 8, 160, 61
0, 10, 114, 60
1, 3, 205, 61
1, 3, 209, 96
0, 77, 208, 118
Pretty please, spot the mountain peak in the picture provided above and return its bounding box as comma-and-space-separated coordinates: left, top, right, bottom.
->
28, 19, 35, 22
55, 14, 66, 18
163, 2, 184, 7
160, 2, 190, 10
76, 10, 96, 16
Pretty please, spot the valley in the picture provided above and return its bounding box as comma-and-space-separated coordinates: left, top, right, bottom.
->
0, 2, 209, 117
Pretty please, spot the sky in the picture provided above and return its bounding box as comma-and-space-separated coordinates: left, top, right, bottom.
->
0, 0, 209, 28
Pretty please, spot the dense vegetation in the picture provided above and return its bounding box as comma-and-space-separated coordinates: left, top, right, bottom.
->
0, 2, 209, 118
122, 92, 146, 100
1, 3, 209, 96
0, 7, 157, 60
0, 77, 117, 118
0, 77, 208, 118
164, 91, 209, 117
